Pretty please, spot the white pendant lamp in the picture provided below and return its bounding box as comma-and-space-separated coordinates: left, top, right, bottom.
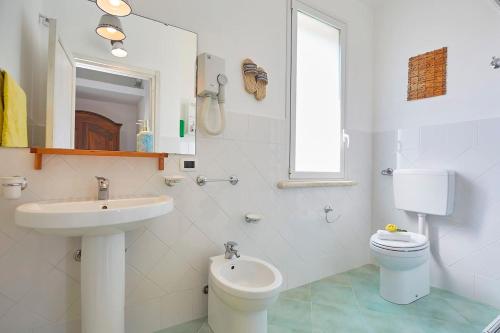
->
111, 41, 128, 58
96, 14, 126, 41
96, 0, 132, 17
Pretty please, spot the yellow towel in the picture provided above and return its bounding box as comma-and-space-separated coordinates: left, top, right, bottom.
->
0, 72, 3, 145
1, 71, 28, 147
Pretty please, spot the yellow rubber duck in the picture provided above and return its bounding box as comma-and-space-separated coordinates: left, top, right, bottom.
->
385, 224, 407, 233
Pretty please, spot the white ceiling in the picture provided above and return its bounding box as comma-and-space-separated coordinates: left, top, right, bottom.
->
76, 85, 144, 105
75, 78, 145, 106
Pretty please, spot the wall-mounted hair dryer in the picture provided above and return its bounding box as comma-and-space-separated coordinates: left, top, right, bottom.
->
197, 53, 227, 136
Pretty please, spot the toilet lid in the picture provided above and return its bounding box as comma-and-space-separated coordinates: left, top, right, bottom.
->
371, 232, 429, 252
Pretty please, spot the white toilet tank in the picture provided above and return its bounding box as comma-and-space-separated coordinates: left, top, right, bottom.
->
393, 169, 455, 216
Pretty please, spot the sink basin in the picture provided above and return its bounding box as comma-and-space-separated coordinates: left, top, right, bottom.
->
15, 195, 173, 236
15, 195, 173, 333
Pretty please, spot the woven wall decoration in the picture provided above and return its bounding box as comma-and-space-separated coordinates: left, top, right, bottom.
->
407, 47, 447, 101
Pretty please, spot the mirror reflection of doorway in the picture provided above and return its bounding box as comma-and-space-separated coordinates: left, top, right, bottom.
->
74, 62, 156, 151
75, 111, 122, 150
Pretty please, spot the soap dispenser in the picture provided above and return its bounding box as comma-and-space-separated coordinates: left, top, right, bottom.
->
136, 120, 154, 152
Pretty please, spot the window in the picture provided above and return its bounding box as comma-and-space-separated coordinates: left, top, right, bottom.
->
289, 0, 347, 179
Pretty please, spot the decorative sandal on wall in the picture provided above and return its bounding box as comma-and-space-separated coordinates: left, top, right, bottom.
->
255, 67, 268, 101
242, 58, 258, 94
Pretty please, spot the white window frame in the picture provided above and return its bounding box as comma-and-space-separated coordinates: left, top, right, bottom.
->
288, 0, 348, 180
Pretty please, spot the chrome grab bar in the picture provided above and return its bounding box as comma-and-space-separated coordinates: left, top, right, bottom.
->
196, 175, 239, 186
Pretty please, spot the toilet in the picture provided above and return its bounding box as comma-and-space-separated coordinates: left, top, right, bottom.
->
208, 255, 282, 333
370, 169, 455, 305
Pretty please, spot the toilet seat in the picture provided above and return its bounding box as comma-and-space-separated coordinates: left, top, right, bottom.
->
370, 232, 428, 252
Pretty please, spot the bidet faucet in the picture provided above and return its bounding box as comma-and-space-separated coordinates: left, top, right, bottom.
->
224, 241, 240, 259
95, 176, 110, 201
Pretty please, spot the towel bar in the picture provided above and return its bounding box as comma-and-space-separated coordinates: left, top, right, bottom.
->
196, 175, 239, 186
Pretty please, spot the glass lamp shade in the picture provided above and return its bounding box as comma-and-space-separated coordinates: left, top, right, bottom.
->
96, 14, 126, 41
111, 41, 128, 57
96, 0, 132, 17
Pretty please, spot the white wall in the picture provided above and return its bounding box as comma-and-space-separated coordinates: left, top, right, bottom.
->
75, 97, 140, 151
0, 0, 375, 332
0, 0, 48, 146
373, 0, 500, 132
372, 0, 500, 307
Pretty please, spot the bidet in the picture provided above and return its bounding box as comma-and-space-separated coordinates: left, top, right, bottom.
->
208, 254, 282, 333
224, 241, 240, 259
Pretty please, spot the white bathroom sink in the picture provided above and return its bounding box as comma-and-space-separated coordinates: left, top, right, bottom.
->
15, 195, 173, 236
15, 194, 173, 333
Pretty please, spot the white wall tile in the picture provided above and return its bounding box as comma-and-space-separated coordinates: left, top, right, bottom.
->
474, 274, 500, 308
0, 303, 49, 333
125, 277, 164, 306
147, 209, 192, 247
125, 265, 143, 298
18, 268, 79, 322
126, 230, 169, 275
0, 292, 15, 319
0, 232, 14, 259
223, 112, 249, 141
34, 319, 81, 333
0, 236, 53, 301
159, 291, 194, 329
147, 251, 191, 293
124, 298, 161, 333
170, 226, 219, 274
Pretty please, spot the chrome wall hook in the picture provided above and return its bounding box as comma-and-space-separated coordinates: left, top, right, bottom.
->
491, 56, 500, 69
324, 205, 341, 224
381, 168, 394, 176
244, 213, 263, 223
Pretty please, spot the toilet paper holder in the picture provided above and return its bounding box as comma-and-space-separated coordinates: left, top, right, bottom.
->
1, 176, 28, 199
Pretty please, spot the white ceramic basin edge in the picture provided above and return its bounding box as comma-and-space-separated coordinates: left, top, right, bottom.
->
15, 195, 174, 236
209, 255, 283, 299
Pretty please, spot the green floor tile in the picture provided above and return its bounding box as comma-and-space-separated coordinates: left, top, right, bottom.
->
268, 324, 312, 333
280, 284, 311, 302
360, 309, 426, 333
406, 293, 469, 324
268, 297, 312, 331
311, 303, 367, 333
310, 282, 357, 308
156, 317, 207, 333
418, 317, 482, 333
351, 281, 410, 316
158, 265, 499, 333
432, 288, 499, 327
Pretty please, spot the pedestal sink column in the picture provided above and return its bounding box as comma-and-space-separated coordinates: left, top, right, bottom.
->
81, 232, 125, 333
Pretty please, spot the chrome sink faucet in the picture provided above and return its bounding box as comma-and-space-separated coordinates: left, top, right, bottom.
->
95, 176, 110, 201
224, 241, 240, 259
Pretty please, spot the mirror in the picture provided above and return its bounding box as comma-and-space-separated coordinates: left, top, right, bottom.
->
27, 0, 197, 154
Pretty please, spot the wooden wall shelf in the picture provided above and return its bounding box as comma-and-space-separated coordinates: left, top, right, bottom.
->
30, 148, 168, 170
